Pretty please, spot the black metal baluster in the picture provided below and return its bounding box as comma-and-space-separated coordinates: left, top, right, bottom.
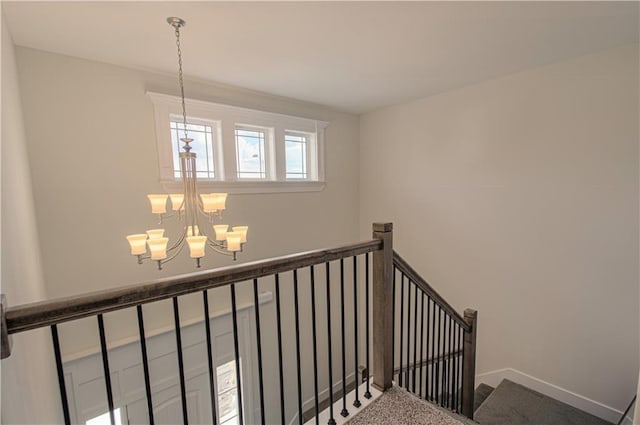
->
460, 326, 465, 413
418, 292, 425, 399
412, 283, 418, 393
352, 256, 361, 408
364, 254, 372, 399
448, 316, 453, 409
430, 299, 436, 402
442, 311, 449, 407
399, 272, 404, 387
391, 266, 396, 382
97, 314, 116, 425
444, 316, 449, 408
325, 262, 336, 425
137, 305, 155, 425
435, 307, 441, 405
310, 266, 320, 424
440, 309, 446, 407
172, 298, 189, 425
444, 314, 450, 407
275, 274, 286, 425
202, 292, 218, 425
458, 326, 463, 412
230, 285, 244, 425
405, 276, 411, 390
425, 297, 431, 401
51, 325, 71, 425
294, 270, 304, 424
452, 323, 458, 412
253, 279, 266, 425
339, 259, 348, 418
443, 315, 448, 408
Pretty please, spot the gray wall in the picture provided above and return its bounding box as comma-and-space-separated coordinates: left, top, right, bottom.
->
1, 16, 61, 424
359, 45, 639, 416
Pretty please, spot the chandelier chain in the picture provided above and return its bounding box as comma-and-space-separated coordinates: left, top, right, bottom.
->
174, 25, 188, 141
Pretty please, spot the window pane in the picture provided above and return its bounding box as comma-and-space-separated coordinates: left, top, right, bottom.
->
217, 360, 239, 425
285, 131, 308, 179
171, 121, 215, 179
235, 128, 266, 179
86, 409, 122, 425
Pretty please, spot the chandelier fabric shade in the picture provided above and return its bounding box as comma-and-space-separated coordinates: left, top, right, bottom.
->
126, 17, 248, 270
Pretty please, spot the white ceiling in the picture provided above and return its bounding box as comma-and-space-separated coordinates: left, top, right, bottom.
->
3, 1, 638, 113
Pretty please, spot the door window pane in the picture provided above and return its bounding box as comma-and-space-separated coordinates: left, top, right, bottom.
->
86, 409, 122, 425
217, 360, 239, 425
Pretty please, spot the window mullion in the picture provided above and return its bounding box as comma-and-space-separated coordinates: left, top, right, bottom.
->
221, 121, 238, 182
274, 127, 286, 181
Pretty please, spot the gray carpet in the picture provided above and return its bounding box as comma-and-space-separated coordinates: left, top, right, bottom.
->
474, 380, 613, 425
475, 384, 495, 412
347, 386, 476, 425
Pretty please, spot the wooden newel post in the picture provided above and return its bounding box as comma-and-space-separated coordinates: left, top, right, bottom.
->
1, 294, 12, 360
461, 308, 478, 419
371, 222, 393, 391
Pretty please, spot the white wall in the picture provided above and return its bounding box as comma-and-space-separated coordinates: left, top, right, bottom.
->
15, 46, 362, 424
360, 45, 639, 415
0, 16, 61, 424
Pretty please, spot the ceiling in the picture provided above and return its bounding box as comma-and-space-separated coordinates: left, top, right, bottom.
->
3, 1, 638, 113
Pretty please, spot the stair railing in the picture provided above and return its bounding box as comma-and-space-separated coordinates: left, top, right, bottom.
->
0, 222, 478, 424
391, 250, 478, 419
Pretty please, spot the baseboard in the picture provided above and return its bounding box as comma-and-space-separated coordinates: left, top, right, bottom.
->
475, 368, 626, 424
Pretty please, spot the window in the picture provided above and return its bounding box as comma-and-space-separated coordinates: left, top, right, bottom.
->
285, 131, 310, 179
170, 120, 217, 179
149, 92, 327, 194
235, 126, 268, 179
216, 360, 239, 425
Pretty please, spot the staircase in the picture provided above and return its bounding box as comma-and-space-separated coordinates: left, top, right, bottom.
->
345, 379, 616, 425
473, 379, 613, 425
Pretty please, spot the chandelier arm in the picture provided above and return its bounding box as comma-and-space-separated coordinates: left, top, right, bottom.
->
160, 235, 187, 265
137, 254, 151, 264
192, 192, 216, 242
207, 237, 227, 249
166, 228, 187, 253
206, 240, 235, 257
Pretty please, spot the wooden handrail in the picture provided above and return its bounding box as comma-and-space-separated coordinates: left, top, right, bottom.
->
5, 239, 382, 335
393, 251, 470, 332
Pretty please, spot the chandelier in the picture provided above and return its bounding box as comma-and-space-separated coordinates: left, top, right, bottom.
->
126, 17, 248, 270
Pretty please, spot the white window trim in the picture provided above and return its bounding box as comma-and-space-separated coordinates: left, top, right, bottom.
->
148, 92, 328, 194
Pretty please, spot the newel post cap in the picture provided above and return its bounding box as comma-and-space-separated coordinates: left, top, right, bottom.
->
373, 222, 393, 233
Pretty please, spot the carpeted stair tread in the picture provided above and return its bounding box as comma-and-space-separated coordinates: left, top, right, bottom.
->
474, 384, 495, 412
474, 379, 613, 425
347, 385, 478, 425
